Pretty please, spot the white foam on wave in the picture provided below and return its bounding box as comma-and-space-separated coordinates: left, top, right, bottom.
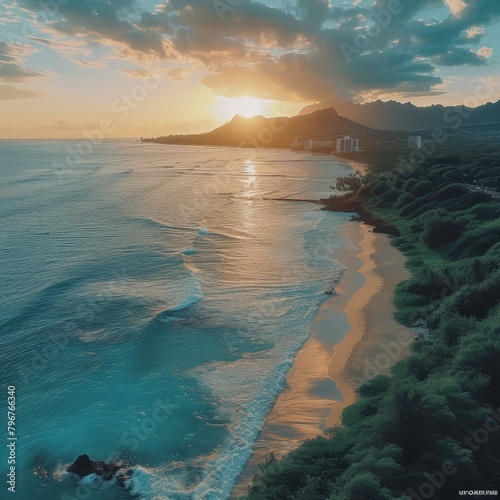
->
153, 275, 204, 324
53, 463, 72, 483
165, 294, 203, 313
78, 474, 118, 491
125, 466, 173, 499
185, 357, 298, 499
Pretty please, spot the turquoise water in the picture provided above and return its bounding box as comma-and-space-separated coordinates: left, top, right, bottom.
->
0, 140, 353, 499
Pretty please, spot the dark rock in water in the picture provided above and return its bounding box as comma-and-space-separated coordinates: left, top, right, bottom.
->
67, 454, 123, 481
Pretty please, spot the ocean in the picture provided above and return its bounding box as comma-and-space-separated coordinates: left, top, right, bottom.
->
0, 139, 353, 499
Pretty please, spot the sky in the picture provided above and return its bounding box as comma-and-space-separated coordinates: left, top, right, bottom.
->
1, 0, 500, 138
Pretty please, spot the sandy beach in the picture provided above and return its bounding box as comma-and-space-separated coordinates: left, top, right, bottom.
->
232, 220, 413, 497
329, 153, 370, 175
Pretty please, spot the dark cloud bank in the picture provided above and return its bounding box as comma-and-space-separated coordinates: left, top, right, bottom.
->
11, 0, 500, 102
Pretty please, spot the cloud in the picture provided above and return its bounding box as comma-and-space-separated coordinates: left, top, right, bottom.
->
445, 0, 466, 16
74, 59, 106, 68
121, 68, 152, 78
14, 0, 500, 102
120, 66, 194, 81
32, 36, 93, 59
0, 84, 44, 100
0, 42, 44, 82
434, 47, 488, 66
18, 0, 170, 58
477, 46, 493, 59
465, 26, 485, 39
26, 36, 52, 46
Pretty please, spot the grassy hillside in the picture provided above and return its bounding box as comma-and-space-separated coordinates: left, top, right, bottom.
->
245, 152, 500, 499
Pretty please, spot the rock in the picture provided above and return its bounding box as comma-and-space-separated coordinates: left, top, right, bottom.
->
67, 454, 122, 481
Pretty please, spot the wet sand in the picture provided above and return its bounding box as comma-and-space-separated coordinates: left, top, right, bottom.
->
231, 221, 413, 497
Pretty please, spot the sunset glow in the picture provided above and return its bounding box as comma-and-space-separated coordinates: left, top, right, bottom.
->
214, 96, 275, 121
0, 0, 499, 138
3, 1, 500, 498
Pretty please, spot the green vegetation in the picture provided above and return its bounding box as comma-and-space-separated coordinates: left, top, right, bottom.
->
332, 171, 363, 194
246, 152, 500, 499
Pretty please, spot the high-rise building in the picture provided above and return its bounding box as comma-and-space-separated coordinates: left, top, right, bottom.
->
336, 136, 359, 153
408, 136, 422, 149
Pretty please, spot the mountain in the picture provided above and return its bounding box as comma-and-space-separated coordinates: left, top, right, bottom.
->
154, 108, 372, 148
298, 99, 500, 131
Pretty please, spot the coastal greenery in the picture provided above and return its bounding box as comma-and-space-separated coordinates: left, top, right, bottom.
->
246, 152, 500, 499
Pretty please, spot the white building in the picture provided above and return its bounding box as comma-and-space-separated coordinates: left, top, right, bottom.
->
305, 139, 334, 151
408, 136, 422, 149
336, 136, 359, 153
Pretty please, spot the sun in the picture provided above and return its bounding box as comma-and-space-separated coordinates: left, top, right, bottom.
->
214, 96, 274, 121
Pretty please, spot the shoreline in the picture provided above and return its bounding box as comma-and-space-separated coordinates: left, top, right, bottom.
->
325, 223, 413, 427
232, 220, 413, 498
329, 152, 370, 175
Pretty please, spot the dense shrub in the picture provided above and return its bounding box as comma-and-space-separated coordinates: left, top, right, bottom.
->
424, 155, 462, 167
358, 375, 391, 398
397, 243, 417, 253
399, 193, 434, 217
402, 178, 419, 193
412, 181, 433, 197
443, 270, 500, 318
407, 201, 440, 219
377, 188, 402, 206
372, 181, 391, 195
390, 237, 409, 248
436, 314, 477, 346
472, 158, 492, 168
428, 183, 469, 203
422, 216, 464, 248
396, 192, 416, 210
450, 226, 500, 259
358, 180, 379, 197
467, 202, 500, 221
249, 153, 500, 500
447, 191, 491, 212
410, 208, 452, 232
